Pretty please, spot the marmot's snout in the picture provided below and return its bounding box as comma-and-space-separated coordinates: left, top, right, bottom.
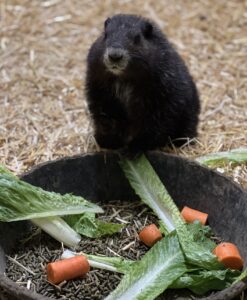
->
103, 47, 129, 75
108, 48, 124, 62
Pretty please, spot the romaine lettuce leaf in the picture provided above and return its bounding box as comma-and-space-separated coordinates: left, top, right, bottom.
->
186, 221, 216, 252
119, 156, 184, 233
196, 148, 247, 167
0, 167, 103, 221
234, 267, 247, 283
62, 249, 134, 273
120, 155, 222, 270
105, 234, 186, 300
64, 213, 124, 238
170, 268, 240, 295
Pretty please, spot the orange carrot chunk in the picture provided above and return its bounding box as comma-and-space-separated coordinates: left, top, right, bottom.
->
181, 206, 208, 225
213, 242, 244, 270
47, 255, 90, 285
138, 224, 163, 247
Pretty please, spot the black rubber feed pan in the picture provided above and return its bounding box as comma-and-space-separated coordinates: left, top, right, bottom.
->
0, 152, 247, 300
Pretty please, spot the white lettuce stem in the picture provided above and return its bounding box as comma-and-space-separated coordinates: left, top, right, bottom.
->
32, 216, 81, 248
87, 260, 119, 272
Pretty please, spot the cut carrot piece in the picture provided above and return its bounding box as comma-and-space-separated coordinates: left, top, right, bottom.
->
181, 206, 208, 225
213, 242, 244, 270
47, 255, 90, 285
138, 224, 163, 247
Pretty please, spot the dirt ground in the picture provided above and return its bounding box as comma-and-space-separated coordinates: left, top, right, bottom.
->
0, 0, 246, 185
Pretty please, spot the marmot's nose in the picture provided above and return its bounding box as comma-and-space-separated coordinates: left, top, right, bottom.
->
108, 48, 124, 63
109, 52, 123, 62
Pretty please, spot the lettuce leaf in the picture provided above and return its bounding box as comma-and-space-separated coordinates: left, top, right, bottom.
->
0, 166, 103, 221
186, 221, 216, 252
64, 213, 124, 238
32, 216, 81, 248
105, 234, 187, 300
119, 156, 184, 233
120, 155, 222, 270
170, 268, 240, 295
234, 267, 247, 283
196, 148, 247, 167
62, 249, 134, 273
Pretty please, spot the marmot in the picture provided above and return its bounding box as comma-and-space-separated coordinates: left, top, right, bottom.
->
85, 14, 200, 156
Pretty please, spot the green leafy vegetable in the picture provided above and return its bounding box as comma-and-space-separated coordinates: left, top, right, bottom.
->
64, 213, 124, 238
0, 164, 14, 176
158, 220, 169, 235
32, 216, 81, 248
186, 221, 216, 252
87, 254, 134, 274
0, 164, 104, 248
170, 269, 240, 295
119, 156, 184, 233
105, 234, 187, 300
120, 155, 221, 270
0, 166, 103, 221
234, 267, 247, 283
196, 148, 247, 167
62, 249, 134, 273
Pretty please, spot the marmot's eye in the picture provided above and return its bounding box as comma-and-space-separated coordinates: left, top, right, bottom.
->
104, 17, 111, 29
142, 21, 153, 38
134, 34, 141, 44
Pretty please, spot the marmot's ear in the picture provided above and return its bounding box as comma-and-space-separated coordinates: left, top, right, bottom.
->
142, 21, 153, 38
104, 17, 111, 29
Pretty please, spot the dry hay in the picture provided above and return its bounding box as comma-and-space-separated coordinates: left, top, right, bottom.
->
0, 0, 246, 188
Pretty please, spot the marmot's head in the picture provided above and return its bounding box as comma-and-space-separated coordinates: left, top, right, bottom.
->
102, 14, 157, 76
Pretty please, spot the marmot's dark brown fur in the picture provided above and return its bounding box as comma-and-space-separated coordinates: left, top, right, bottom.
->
86, 14, 200, 156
